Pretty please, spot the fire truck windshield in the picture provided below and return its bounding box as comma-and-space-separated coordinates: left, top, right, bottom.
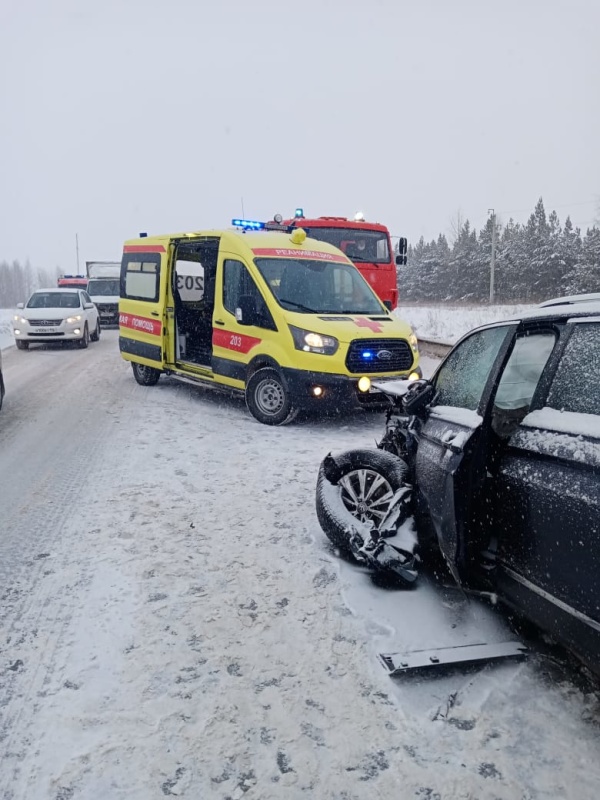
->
300, 227, 390, 263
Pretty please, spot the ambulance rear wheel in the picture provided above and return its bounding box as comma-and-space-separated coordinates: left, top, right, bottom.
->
132, 362, 161, 386
245, 367, 297, 426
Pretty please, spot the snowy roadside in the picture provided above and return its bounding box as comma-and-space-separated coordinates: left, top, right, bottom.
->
1, 336, 599, 800
0, 307, 14, 350
397, 303, 536, 346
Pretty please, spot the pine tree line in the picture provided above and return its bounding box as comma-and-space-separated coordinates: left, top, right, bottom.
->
398, 198, 600, 304
0, 260, 62, 308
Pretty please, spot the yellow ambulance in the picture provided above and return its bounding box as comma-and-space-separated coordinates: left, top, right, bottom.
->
118, 219, 420, 425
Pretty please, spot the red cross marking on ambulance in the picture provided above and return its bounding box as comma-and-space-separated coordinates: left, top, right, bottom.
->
354, 317, 384, 333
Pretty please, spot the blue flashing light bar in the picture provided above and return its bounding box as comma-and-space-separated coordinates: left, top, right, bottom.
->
294, 207, 304, 218
232, 218, 266, 230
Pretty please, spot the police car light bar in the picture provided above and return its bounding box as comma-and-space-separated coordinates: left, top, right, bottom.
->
232, 218, 266, 230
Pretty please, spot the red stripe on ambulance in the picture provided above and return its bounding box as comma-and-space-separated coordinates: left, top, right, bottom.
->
212, 328, 261, 354
251, 248, 348, 263
119, 313, 162, 336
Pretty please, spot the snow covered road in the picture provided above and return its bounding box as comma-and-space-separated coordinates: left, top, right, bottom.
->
0, 332, 598, 800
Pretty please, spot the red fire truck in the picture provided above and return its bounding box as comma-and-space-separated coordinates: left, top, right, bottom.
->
282, 209, 407, 310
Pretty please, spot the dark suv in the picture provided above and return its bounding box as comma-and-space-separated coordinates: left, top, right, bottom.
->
317, 295, 600, 674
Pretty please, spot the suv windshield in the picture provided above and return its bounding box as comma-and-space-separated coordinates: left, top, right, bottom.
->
254, 258, 385, 315
27, 292, 81, 309
300, 227, 390, 263
88, 279, 120, 296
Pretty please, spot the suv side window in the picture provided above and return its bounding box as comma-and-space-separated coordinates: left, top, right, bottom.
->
546, 322, 600, 415
223, 260, 276, 330
434, 325, 511, 411
491, 330, 557, 437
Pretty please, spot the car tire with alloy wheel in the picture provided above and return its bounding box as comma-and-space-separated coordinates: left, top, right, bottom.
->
16, 340, 29, 350
245, 367, 297, 426
91, 320, 101, 342
78, 324, 89, 349
316, 448, 409, 552
132, 362, 161, 386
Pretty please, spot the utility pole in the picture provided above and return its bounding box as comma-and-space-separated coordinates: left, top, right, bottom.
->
488, 209, 496, 304
75, 233, 80, 274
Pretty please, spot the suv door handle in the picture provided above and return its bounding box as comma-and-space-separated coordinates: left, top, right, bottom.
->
214, 319, 225, 326
441, 432, 464, 454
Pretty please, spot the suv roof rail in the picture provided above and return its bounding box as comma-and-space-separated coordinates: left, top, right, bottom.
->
538, 293, 600, 308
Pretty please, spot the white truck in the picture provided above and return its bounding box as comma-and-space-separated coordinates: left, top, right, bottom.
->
86, 261, 121, 326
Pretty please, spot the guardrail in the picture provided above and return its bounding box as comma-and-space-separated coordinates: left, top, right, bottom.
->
418, 339, 452, 359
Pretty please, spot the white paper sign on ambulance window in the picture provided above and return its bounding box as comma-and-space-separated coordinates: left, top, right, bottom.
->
175, 260, 204, 302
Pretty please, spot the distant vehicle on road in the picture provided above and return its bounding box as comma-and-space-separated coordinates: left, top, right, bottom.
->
86, 261, 121, 326
57, 275, 88, 290
13, 288, 100, 350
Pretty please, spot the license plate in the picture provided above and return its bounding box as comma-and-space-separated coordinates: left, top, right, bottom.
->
35, 328, 56, 333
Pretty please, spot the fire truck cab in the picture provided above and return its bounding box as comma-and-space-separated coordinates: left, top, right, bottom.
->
281, 210, 406, 310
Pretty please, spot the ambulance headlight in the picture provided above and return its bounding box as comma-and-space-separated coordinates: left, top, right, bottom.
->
289, 325, 339, 355
357, 376, 371, 392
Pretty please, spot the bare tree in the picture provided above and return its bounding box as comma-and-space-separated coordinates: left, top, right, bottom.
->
447, 209, 465, 246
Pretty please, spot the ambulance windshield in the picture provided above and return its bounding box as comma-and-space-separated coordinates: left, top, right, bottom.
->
254, 258, 385, 315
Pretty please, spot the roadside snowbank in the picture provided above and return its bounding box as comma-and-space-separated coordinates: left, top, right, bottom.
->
0, 308, 14, 350
398, 303, 535, 345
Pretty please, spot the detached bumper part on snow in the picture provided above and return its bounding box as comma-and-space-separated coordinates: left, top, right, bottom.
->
352, 530, 419, 584
379, 641, 528, 676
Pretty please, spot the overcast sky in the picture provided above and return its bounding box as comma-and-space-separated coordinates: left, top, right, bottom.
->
1, 0, 598, 272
